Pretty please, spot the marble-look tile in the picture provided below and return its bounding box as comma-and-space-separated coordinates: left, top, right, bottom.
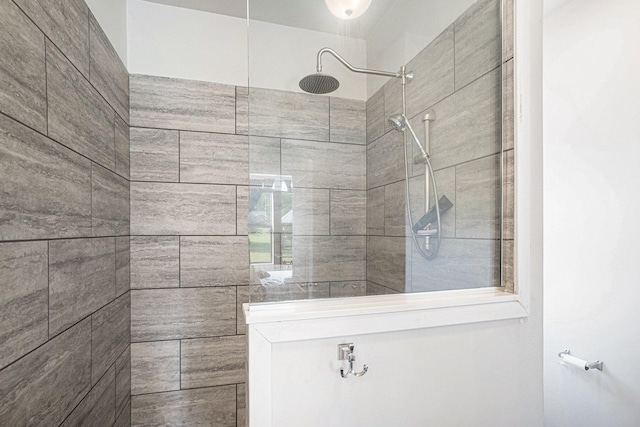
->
181, 236, 249, 287
250, 282, 331, 304
61, 366, 116, 427
503, 0, 514, 61
130, 236, 180, 289
131, 340, 180, 395
115, 115, 130, 179
406, 26, 455, 115
132, 386, 236, 427
454, 0, 501, 89
408, 167, 456, 239
429, 68, 501, 170
330, 281, 366, 298
248, 87, 329, 141
115, 237, 130, 297
130, 74, 235, 133
92, 293, 130, 384
456, 154, 501, 239
0, 241, 48, 370
503, 149, 515, 240
366, 281, 388, 296
331, 190, 366, 235
366, 187, 385, 235
292, 236, 366, 283
89, 13, 129, 123
114, 401, 131, 427
235, 86, 248, 135
181, 336, 247, 389
366, 87, 385, 144
14, 0, 89, 76
131, 287, 236, 341
384, 180, 407, 236
410, 238, 500, 291
0, 114, 91, 240
503, 59, 514, 151
92, 163, 130, 236
367, 236, 406, 292
0, 0, 46, 133
47, 41, 115, 170
237, 186, 249, 236
131, 182, 236, 235
250, 136, 280, 176
115, 346, 131, 419
237, 384, 247, 427
367, 129, 404, 190
180, 131, 249, 185
383, 78, 403, 134
502, 239, 514, 291
130, 127, 179, 182
236, 286, 249, 335
49, 238, 116, 336
282, 139, 366, 190
0, 318, 91, 426
292, 188, 330, 236
330, 98, 366, 144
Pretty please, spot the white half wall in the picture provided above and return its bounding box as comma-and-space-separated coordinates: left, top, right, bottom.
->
543, 0, 640, 425
86, 0, 128, 65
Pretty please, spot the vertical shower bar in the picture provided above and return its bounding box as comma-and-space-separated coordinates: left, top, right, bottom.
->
422, 111, 435, 249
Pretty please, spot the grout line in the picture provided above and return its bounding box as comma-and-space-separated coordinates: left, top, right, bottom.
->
47, 241, 50, 339
132, 383, 244, 398
44, 35, 48, 136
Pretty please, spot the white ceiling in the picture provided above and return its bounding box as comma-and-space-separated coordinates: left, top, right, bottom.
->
142, 0, 397, 38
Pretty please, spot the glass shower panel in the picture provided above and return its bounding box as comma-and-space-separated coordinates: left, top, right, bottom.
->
248, 0, 509, 304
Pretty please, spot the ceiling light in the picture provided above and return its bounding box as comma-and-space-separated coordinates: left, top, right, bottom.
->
324, 0, 373, 20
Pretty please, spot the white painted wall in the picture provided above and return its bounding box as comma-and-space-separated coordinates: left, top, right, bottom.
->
85, 0, 128, 65
543, 0, 640, 425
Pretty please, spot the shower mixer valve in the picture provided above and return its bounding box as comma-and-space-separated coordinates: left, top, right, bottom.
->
338, 343, 368, 378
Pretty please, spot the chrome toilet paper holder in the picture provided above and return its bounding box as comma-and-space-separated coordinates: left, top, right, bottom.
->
338, 343, 368, 378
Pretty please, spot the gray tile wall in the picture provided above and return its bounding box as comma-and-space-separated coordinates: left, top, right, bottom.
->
365, 0, 515, 293
0, 0, 131, 425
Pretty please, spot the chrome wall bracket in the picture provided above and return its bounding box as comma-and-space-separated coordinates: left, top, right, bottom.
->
338, 343, 368, 378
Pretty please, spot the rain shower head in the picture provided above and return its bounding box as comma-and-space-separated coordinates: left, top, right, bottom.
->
299, 73, 340, 94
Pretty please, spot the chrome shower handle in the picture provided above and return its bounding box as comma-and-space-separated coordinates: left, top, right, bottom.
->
338, 343, 369, 378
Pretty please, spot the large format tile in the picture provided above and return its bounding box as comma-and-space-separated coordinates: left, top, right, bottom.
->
292, 236, 366, 283
132, 386, 236, 427
236, 286, 249, 335
367, 129, 404, 189
131, 340, 180, 395
131, 182, 236, 235
383, 78, 403, 134
131, 287, 236, 341
115, 401, 131, 427
503, 149, 515, 240
181, 336, 246, 389
130, 127, 179, 182
235, 86, 248, 135
115, 346, 131, 419
250, 282, 331, 303
366, 187, 385, 235
0, 0, 46, 133
410, 238, 500, 291
49, 238, 116, 336
47, 41, 115, 170
92, 163, 130, 236
0, 241, 48, 370
130, 74, 235, 133
14, 0, 89, 76
0, 114, 91, 240
89, 13, 129, 122
0, 318, 91, 426
248, 87, 329, 141
91, 293, 130, 384
503, 0, 514, 62
503, 59, 514, 151
366, 87, 384, 144
237, 186, 249, 236
249, 136, 280, 175
61, 366, 116, 427
330, 281, 366, 298
282, 139, 365, 190
292, 188, 330, 236
180, 131, 249, 185
130, 236, 180, 289
367, 236, 406, 292
384, 180, 407, 236
330, 97, 366, 144
502, 239, 514, 291
180, 236, 249, 287
115, 237, 130, 297
406, 25, 455, 115
456, 154, 501, 239
454, 0, 501, 89
429, 68, 501, 170
115, 115, 130, 179
237, 384, 247, 427
330, 190, 366, 236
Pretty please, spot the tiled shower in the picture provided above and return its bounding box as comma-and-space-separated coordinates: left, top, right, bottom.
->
0, 0, 513, 425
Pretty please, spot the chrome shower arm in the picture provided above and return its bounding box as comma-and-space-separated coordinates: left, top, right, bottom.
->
316, 47, 400, 78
